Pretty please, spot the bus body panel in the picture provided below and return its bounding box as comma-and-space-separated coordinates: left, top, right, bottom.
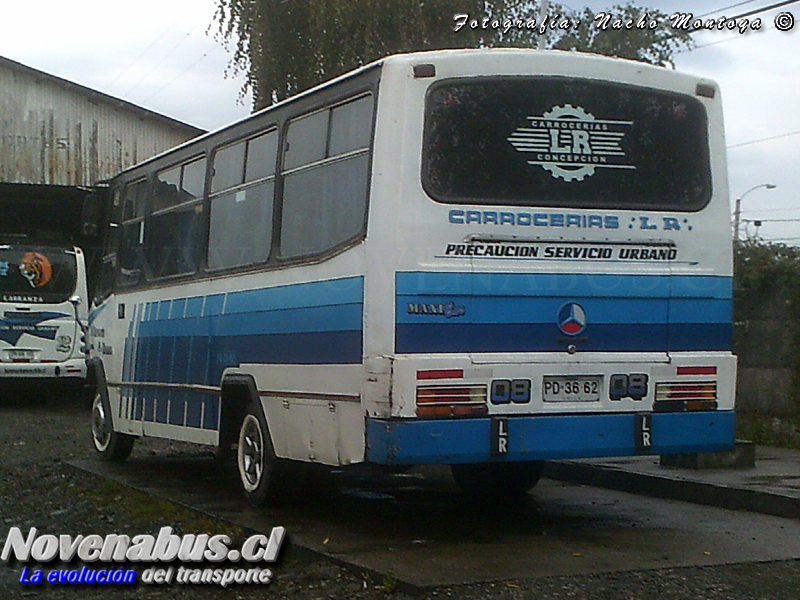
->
89, 246, 368, 463
395, 271, 732, 355
365, 51, 735, 457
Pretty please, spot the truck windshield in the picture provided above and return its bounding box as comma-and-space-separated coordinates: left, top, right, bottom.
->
0, 245, 78, 303
422, 77, 711, 211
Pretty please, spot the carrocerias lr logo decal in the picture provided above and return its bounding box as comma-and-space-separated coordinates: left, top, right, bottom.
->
507, 104, 635, 182
558, 302, 586, 336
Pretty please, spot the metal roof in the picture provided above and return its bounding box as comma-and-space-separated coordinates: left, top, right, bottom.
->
0, 54, 205, 137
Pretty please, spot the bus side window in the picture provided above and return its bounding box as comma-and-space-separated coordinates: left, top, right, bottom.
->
148, 156, 206, 279
208, 130, 278, 271
117, 179, 147, 287
279, 94, 373, 259
96, 253, 117, 301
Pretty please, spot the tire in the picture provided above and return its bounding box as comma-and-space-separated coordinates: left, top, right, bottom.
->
91, 384, 134, 462
236, 401, 284, 506
450, 460, 545, 496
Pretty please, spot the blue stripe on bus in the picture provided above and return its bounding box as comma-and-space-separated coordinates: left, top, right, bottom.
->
399, 296, 731, 326
396, 272, 731, 353
123, 277, 364, 430
224, 278, 364, 313
204, 294, 225, 317
396, 272, 732, 299
396, 322, 731, 353
365, 411, 736, 465
137, 304, 363, 338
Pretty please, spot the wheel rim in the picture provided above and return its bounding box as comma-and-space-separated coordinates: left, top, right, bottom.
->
91, 392, 111, 452
238, 414, 264, 492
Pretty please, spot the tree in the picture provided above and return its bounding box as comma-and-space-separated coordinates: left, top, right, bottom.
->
214, 0, 498, 108
213, 1, 694, 110
547, 2, 694, 68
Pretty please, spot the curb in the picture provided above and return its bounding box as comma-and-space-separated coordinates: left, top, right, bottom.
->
544, 460, 800, 520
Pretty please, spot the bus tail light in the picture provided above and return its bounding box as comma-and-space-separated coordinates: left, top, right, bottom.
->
417, 369, 464, 380
416, 385, 488, 417
676, 366, 717, 376
654, 381, 718, 412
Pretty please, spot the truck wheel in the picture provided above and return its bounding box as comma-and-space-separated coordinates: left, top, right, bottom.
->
450, 460, 544, 496
91, 386, 134, 462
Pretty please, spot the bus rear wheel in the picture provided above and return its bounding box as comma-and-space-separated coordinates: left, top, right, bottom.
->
236, 402, 284, 506
450, 460, 544, 496
91, 389, 134, 462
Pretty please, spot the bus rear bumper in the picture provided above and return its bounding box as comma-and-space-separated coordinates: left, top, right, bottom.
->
366, 411, 736, 465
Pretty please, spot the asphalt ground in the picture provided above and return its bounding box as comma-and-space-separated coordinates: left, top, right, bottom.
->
72, 437, 800, 588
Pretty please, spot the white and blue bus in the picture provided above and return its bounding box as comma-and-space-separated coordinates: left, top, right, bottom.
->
87, 49, 736, 503
1, 237, 88, 389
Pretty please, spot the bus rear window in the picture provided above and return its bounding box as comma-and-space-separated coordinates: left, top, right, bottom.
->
422, 77, 711, 211
0, 246, 78, 303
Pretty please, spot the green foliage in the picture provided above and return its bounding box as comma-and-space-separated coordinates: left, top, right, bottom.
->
736, 414, 800, 450
734, 239, 800, 291
734, 240, 800, 428
375, 570, 400, 594
549, 2, 694, 67
214, 0, 494, 108
212, 1, 695, 109
734, 239, 800, 321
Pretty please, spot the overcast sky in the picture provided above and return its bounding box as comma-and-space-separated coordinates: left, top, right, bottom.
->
1, 0, 797, 243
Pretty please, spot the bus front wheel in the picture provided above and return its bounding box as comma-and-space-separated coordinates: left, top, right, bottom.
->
450, 460, 544, 496
236, 402, 284, 506
91, 389, 134, 462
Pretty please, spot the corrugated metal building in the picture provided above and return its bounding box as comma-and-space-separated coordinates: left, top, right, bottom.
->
0, 55, 205, 186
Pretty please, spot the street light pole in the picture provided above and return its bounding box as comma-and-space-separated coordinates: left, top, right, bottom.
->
536, 0, 549, 49
733, 183, 776, 240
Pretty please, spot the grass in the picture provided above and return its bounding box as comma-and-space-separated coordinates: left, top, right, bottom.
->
81, 477, 250, 544
375, 571, 400, 594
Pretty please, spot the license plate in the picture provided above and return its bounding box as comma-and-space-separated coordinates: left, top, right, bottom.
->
6, 349, 35, 361
543, 375, 602, 402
